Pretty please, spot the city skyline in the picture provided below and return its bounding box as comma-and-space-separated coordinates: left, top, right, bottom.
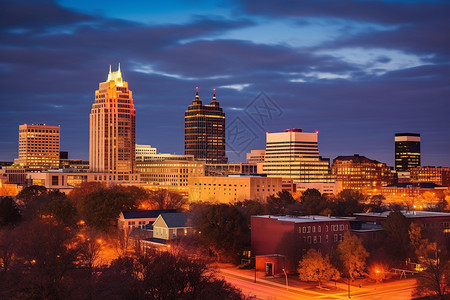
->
1, 0, 449, 167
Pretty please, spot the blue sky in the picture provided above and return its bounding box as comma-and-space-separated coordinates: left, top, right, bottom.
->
1, 0, 449, 166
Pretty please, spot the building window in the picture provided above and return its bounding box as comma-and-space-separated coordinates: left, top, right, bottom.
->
51, 176, 58, 186
312, 226, 315, 233
334, 234, 338, 242
307, 236, 311, 244
307, 226, 311, 233
340, 224, 344, 231
326, 225, 328, 232
318, 236, 322, 243
326, 235, 329, 243
318, 226, 321, 233
313, 236, 317, 243
302, 227, 306, 233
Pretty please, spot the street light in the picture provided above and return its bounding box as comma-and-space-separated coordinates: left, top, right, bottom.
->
282, 268, 289, 290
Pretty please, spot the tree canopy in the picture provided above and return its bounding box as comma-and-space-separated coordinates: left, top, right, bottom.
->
300, 189, 330, 215
337, 232, 368, 280
298, 249, 339, 287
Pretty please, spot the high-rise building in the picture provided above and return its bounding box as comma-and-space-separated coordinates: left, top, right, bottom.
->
14, 123, 60, 170
263, 129, 332, 183
184, 88, 227, 164
332, 154, 397, 195
89, 65, 136, 175
395, 133, 420, 171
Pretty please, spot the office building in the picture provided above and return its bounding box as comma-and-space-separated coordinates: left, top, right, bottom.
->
89, 64, 136, 178
184, 88, 227, 164
188, 175, 283, 203
137, 160, 204, 187
395, 133, 420, 171
410, 166, 450, 187
332, 154, 397, 195
14, 124, 60, 170
262, 129, 332, 183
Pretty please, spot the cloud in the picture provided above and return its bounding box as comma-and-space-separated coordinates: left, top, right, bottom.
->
219, 84, 250, 91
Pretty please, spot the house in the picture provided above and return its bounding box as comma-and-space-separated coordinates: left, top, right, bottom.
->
118, 209, 177, 231
141, 212, 194, 252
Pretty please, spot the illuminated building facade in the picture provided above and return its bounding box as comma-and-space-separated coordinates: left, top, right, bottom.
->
188, 175, 283, 203
184, 88, 227, 164
263, 129, 332, 183
14, 124, 60, 170
90, 65, 136, 178
137, 160, 204, 187
410, 166, 450, 187
395, 133, 420, 171
332, 154, 397, 195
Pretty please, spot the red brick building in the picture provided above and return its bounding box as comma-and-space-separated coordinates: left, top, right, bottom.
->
251, 215, 351, 273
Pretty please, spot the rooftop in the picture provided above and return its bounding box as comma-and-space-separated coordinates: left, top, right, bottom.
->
354, 210, 450, 219
253, 215, 351, 223
159, 212, 189, 227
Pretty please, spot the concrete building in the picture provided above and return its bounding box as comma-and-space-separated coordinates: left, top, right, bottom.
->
332, 154, 397, 195
246, 150, 265, 164
137, 160, 204, 187
410, 166, 450, 187
135, 144, 157, 161
90, 64, 136, 178
204, 163, 257, 176
381, 182, 448, 208
395, 133, 420, 172
251, 215, 351, 273
188, 175, 283, 203
263, 129, 333, 183
185, 88, 227, 164
296, 182, 341, 195
14, 124, 60, 170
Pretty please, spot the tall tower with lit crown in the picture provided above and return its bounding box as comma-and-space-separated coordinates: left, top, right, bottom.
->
185, 87, 227, 164
89, 64, 136, 175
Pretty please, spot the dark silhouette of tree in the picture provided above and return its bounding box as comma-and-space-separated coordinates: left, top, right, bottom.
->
42, 195, 78, 226
96, 252, 245, 299
16, 185, 47, 205
298, 249, 339, 287
68, 181, 106, 203
147, 189, 187, 210
266, 190, 297, 215
194, 204, 249, 262
234, 199, 266, 225
337, 232, 368, 281
414, 254, 450, 299
300, 189, 330, 215
0, 196, 21, 226
382, 211, 411, 263
77, 187, 138, 232
331, 189, 365, 216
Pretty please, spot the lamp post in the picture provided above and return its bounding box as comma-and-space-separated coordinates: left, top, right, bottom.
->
282, 268, 289, 290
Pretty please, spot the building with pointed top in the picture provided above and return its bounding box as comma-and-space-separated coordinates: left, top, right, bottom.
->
184, 88, 227, 164
89, 65, 136, 177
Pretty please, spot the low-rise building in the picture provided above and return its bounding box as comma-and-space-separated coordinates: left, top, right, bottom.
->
188, 175, 283, 203
137, 160, 204, 187
381, 182, 448, 208
204, 163, 258, 176
251, 215, 351, 273
410, 166, 450, 187
332, 154, 397, 195
118, 209, 177, 231
296, 182, 340, 195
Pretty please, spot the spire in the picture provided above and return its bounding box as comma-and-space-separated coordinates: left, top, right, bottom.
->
118, 62, 121, 72
195, 86, 200, 100
107, 64, 112, 81
212, 88, 217, 102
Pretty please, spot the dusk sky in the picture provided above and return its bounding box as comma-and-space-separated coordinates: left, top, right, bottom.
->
1, 0, 449, 166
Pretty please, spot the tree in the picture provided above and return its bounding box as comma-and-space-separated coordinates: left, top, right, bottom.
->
147, 189, 187, 210
77, 187, 138, 231
16, 185, 47, 205
0, 197, 21, 226
337, 232, 368, 280
382, 211, 411, 262
298, 249, 339, 287
234, 199, 266, 225
266, 190, 297, 215
331, 189, 364, 216
414, 256, 450, 299
42, 195, 78, 227
95, 252, 245, 299
194, 204, 248, 262
300, 189, 330, 215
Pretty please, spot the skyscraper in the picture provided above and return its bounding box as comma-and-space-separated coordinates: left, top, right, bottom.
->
395, 133, 420, 171
89, 64, 136, 176
263, 129, 332, 182
184, 88, 227, 164
14, 123, 60, 170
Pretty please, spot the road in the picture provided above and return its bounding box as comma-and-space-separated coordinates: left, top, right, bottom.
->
218, 268, 417, 300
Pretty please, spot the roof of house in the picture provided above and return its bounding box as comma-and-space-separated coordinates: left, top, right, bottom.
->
253, 215, 351, 223
121, 209, 177, 219
159, 212, 189, 228
143, 237, 167, 245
